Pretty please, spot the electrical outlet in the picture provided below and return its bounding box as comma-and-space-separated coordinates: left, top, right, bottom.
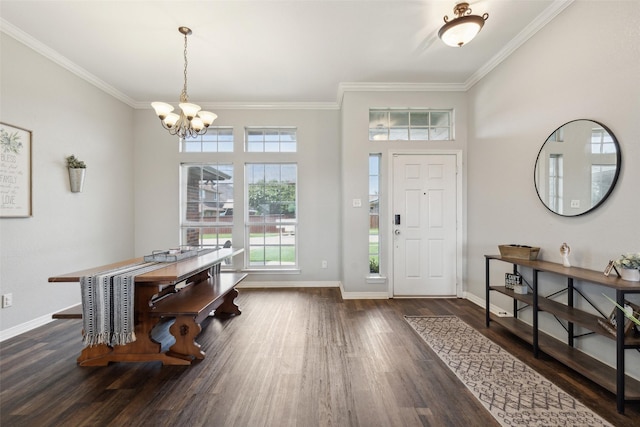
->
2, 293, 13, 308
321, 260, 328, 268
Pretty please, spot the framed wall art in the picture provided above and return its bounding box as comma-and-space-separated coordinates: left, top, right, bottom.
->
1, 122, 32, 217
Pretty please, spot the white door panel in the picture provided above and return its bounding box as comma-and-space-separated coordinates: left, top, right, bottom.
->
393, 154, 457, 296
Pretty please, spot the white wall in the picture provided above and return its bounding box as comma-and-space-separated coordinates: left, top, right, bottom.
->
467, 1, 640, 378
340, 90, 468, 294
0, 34, 135, 333
133, 107, 342, 284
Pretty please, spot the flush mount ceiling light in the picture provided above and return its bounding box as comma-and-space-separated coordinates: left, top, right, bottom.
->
438, 2, 489, 47
151, 27, 217, 140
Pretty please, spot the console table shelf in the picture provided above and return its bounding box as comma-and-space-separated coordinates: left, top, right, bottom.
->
489, 313, 640, 399
485, 255, 640, 413
490, 286, 640, 347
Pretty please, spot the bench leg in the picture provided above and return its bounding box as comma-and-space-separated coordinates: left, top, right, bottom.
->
166, 316, 205, 361
214, 288, 241, 317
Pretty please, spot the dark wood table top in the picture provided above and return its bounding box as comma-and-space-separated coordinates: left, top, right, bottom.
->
49, 248, 244, 284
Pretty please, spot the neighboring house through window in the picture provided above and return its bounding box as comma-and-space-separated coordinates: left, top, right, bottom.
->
181, 163, 234, 249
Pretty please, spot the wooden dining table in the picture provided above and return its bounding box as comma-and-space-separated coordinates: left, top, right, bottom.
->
49, 248, 245, 366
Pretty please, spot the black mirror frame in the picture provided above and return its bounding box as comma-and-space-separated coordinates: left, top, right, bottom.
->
534, 119, 622, 217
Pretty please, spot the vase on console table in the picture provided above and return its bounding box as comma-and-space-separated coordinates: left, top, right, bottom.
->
620, 268, 640, 282
614, 252, 640, 282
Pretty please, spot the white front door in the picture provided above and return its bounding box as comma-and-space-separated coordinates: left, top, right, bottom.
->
392, 154, 457, 296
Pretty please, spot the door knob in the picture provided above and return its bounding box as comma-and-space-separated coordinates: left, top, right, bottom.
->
394, 229, 401, 235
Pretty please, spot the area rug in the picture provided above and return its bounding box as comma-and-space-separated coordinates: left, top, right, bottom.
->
404, 316, 612, 427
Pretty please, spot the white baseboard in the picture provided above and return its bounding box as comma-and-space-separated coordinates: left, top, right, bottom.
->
237, 280, 340, 288
339, 286, 390, 300
0, 312, 56, 342
464, 291, 512, 317
238, 280, 389, 299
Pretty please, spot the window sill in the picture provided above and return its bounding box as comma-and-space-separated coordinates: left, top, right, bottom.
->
366, 275, 387, 284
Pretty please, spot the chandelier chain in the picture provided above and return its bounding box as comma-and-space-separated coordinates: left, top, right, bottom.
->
181, 31, 189, 103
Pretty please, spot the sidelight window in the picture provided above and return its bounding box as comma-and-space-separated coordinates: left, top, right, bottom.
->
369, 154, 381, 274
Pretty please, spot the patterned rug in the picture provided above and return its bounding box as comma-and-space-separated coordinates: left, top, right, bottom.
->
404, 316, 612, 427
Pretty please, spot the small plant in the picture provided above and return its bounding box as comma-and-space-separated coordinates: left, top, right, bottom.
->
614, 252, 640, 270
66, 155, 86, 168
369, 258, 379, 274
602, 294, 640, 327
1, 127, 23, 155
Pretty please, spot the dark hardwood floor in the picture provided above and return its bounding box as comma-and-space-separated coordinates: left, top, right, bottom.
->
1, 288, 638, 426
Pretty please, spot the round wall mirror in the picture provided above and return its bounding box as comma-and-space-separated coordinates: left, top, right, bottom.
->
534, 119, 621, 216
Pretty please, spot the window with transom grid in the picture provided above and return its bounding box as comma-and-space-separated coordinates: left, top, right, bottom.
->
182, 127, 234, 152
245, 127, 297, 152
369, 109, 452, 141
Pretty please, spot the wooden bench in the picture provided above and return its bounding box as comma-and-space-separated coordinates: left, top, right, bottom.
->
52, 272, 247, 363
149, 272, 247, 361
52, 304, 83, 319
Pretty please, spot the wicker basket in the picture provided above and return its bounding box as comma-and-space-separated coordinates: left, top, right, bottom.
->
498, 245, 540, 260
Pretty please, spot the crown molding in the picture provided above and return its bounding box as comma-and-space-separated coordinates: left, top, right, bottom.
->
133, 101, 339, 111
3, 0, 573, 111
1, 18, 138, 108
336, 82, 467, 105
464, 0, 574, 90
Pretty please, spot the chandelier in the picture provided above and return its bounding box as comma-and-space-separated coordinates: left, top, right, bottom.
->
151, 27, 217, 140
438, 2, 489, 47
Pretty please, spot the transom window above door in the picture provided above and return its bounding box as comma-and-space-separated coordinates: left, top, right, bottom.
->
369, 109, 453, 141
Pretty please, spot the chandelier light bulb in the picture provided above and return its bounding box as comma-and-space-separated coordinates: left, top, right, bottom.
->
151, 102, 174, 119
179, 102, 201, 120
163, 113, 180, 128
198, 111, 218, 127
191, 117, 205, 132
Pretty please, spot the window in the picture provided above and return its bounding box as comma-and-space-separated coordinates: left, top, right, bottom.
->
548, 154, 563, 213
245, 163, 297, 268
180, 163, 234, 249
369, 109, 452, 141
591, 165, 616, 206
181, 127, 234, 152
369, 154, 381, 274
591, 127, 616, 154
245, 127, 297, 152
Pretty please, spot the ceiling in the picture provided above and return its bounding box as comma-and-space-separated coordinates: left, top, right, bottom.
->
0, 1, 572, 108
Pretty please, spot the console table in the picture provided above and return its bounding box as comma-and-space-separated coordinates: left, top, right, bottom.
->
50, 248, 246, 366
485, 255, 640, 414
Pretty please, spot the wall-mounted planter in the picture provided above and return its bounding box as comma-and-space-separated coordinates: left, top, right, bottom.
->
68, 168, 86, 193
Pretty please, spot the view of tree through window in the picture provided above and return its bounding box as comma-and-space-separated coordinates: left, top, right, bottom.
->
246, 163, 297, 267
